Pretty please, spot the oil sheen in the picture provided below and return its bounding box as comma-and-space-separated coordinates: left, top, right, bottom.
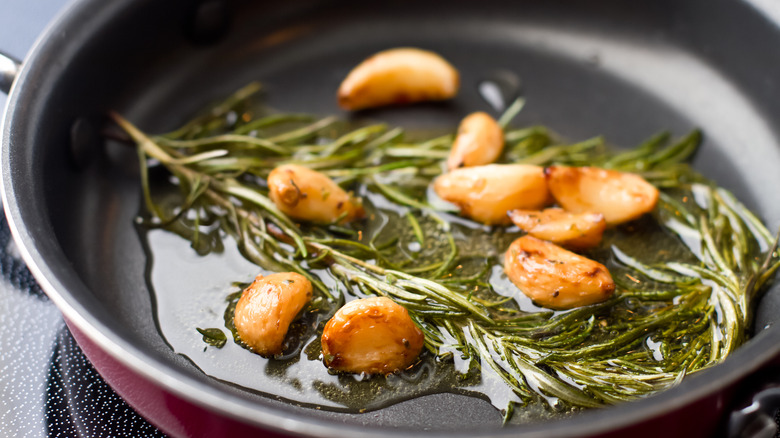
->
141, 174, 697, 423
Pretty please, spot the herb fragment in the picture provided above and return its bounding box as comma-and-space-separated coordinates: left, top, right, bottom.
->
197, 327, 227, 348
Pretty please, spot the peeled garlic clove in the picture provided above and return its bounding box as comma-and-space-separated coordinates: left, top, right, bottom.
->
268, 164, 364, 224
337, 48, 460, 111
433, 164, 550, 225
233, 272, 313, 356
545, 166, 659, 225
447, 112, 504, 170
507, 208, 606, 250
321, 297, 424, 374
504, 236, 615, 310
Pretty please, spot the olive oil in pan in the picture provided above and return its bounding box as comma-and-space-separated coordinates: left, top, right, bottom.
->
477, 70, 523, 113
142, 176, 706, 422
142, 189, 493, 414
115, 86, 778, 421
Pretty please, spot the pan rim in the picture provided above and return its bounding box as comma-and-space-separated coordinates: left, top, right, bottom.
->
3, 0, 780, 436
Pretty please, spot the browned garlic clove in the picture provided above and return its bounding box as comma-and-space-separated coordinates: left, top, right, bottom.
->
507, 207, 606, 250
433, 164, 551, 225
321, 297, 424, 374
268, 164, 364, 224
337, 48, 460, 111
504, 236, 615, 310
545, 166, 659, 226
233, 272, 313, 356
447, 112, 504, 170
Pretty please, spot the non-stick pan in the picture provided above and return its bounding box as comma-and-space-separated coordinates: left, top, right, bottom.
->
4, 0, 780, 437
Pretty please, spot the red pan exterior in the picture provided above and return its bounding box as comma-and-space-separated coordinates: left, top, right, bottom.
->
68, 321, 295, 438
70, 316, 735, 438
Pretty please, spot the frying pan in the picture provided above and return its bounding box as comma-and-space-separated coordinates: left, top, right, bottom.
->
3, 0, 780, 436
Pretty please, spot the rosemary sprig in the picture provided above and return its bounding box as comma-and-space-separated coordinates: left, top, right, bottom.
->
112, 84, 779, 417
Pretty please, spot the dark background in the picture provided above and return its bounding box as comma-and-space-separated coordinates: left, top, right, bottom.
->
0, 1, 69, 105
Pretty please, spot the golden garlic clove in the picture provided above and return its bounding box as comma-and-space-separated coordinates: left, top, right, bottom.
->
504, 236, 615, 310
545, 166, 659, 226
433, 164, 551, 225
337, 48, 460, 111
507, 208, 606, 250
233, 272, 313, 356
268, 164, 364, 224
447, 112, 504, 171
321, 297, 424, 375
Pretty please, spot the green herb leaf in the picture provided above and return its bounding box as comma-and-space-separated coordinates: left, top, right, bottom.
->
197, 327, 227, 348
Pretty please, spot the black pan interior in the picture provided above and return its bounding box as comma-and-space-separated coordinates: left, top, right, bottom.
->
7, 0, 780, 435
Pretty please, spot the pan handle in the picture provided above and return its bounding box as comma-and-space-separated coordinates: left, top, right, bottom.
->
728, 387, 780, 438
0, 51, 21, 95
727, 367, 780, 438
